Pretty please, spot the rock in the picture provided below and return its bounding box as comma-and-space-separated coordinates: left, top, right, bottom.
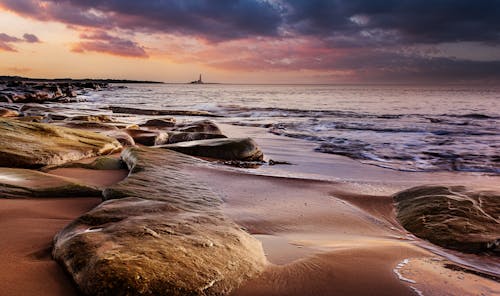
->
159, 138, 264, 161
125, 124, 140, 130
141, 117, 176, 128
102, 130, 136, 146
393, 185, 500, 254
53, 148, 266, 296
69, 115, 115, 123
42, 157, 126, 172
0, 118, 122, 168
123, 129, 169, 146
12, 115, 45, 122
173, 120, 223, 135
167, 132, 227, 144
0, 167, 101, 198
0, 107, 19, 117
109, 106, 220, 117
53, 121, 119, 131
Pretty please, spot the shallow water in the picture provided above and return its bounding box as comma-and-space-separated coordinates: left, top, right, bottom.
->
55, 84, 500, 173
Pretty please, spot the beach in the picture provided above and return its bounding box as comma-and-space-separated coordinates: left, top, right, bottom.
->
0, 81, 499, 296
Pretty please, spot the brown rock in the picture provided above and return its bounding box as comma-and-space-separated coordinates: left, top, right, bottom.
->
53, 148, 266, 296
123, 129, 169, 146
393, 185, 500, 254
167, 131, 227, 144
141, 117, 176, 128
159, 137, 264, 161
0, 118, 122, 168
173, 120, 223, 134
69, 115, 115, 123
0, 107, 19, 117
0, 167, 101, 198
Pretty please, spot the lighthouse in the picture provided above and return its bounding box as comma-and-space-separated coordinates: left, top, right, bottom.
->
190, 74, 204, 84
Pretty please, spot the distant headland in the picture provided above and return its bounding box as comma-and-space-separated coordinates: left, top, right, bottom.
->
0, 76, 164, 84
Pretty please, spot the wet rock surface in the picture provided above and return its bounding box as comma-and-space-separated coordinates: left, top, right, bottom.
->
0, 167, 101, 198
0, 80, 107, 103
0, 107, 19, 117
123, 129, 169, 146
0, 118, 122, 168
159, 137, 264, 161
173, 120, 223, 134
167, 131, 227, 144
393, 185, 500, 254
141, 117, 176, 128
108, 106, 220, 117
53, 148, 267, 296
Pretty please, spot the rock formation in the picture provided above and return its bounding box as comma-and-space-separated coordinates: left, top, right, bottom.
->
53, 148, 267, 295
393, 185, 500, 254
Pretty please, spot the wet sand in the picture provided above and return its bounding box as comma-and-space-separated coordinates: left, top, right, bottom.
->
0, 167, 128, 296
186, 123, 500, 295
0, 197, 100, 296
187, 164, 499, 296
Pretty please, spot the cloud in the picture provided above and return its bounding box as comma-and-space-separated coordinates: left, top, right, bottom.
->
1, 0, 499, 82
0, 0, 283, 41
284, 0, 500, 45
1, 1, 499, 45
0, 32, 40, 51
22, 33, 40, 43
71, 31, 148, 58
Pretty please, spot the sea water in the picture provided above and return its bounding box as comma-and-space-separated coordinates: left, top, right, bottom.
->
75, 83, 500, 174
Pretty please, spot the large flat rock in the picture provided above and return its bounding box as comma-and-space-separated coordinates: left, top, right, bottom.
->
393, 185, 500, 254
0, 118, 122, 168
0, 168, 101, 198
53, 148, 266, 296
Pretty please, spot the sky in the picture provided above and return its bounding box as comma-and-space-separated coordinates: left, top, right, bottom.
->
0, 0, 499, 84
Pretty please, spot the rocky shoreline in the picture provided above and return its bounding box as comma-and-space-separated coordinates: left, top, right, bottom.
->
0, 80, 498, 295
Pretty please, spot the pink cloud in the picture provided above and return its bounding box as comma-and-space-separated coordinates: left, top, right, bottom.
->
71, 31, 148, 58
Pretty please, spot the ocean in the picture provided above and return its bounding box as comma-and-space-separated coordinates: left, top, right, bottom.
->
73, 83, 500, 174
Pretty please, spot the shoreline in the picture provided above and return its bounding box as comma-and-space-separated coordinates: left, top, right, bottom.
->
0, 83, 498, 295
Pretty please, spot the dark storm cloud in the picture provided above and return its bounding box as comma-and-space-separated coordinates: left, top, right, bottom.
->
1, 0, 498, 44
284, 0, 500, 44
0, 0, 283, 40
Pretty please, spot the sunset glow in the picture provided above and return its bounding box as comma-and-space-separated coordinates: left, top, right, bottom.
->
1, 0, 499, 83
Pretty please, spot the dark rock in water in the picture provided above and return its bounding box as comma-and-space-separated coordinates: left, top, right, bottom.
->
53, 148, 266, 296
0, 107, 19, 117
0, 118, 122, 168
0, 167, 101, 198
108, 106, 220, 117
141, 117, 176, 128
159, 138, 264, 161
167, 131, 227, 144
173, 120, 223, 135
123, 128, 169, 146
393, 185, 500, 254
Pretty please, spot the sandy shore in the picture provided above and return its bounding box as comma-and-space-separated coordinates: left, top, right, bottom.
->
0, 167, 127, 296
0, 123, 498, 295
0, 197, 100, 296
